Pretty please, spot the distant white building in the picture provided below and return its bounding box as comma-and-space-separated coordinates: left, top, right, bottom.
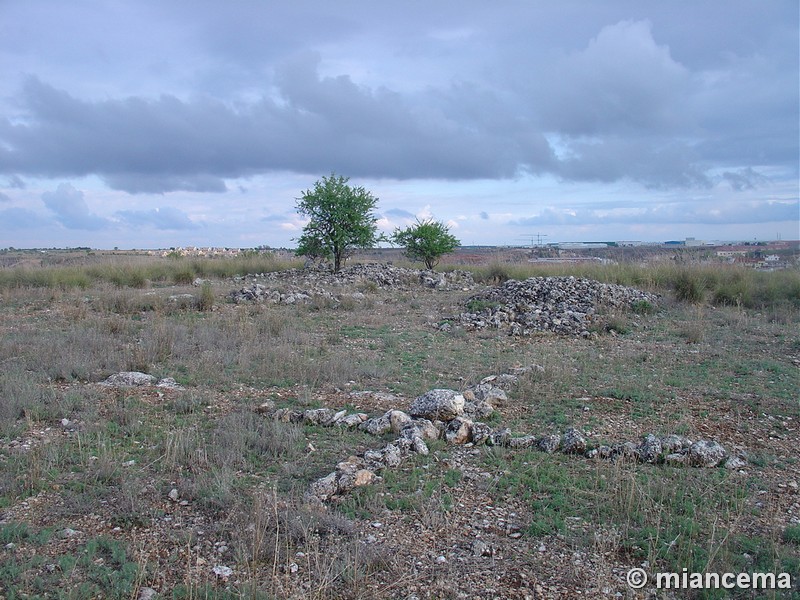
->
685, 237, 706, 247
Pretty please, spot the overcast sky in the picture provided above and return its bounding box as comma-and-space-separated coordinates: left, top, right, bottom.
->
1, 1, 798, 249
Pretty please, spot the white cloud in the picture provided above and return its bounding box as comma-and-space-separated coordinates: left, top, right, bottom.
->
41, 183, 111, 230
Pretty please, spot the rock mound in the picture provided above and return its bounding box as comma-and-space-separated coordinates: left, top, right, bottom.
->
234, 262, 473, 292
457, 276, 658, 336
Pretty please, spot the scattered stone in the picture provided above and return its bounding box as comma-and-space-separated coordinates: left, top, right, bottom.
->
411, 436, 429, 455
254, 400, 276, 415
724, 456, 747, 470
99, 371, 156, 387
335, 459, 377, 493
611, 441, 640, 462
359, 412, 393, 436
60, 527, 81, 539
445, 417, 473, 445
303, 408, 336, 426
470, 422, 492, 445
307, 472, 338, 502
471, 540, 495, 557
388, 410, 412, 433
463, 399, 494, 420
637, 434, 662, 463
337, 413, 369, 428
212, 565, 233, 579
410, 389, 465, 421
660, 434, 692, 454
538, 434, 561, 454
466, 383, 508, 405
487, 428, 512, 447
400, 418, 440, 442
664, 453, 687, 466
137, 588, 158, 600
688, 440, 727, 467
156, 377, 185, 390
168, 489, 179, 502
480, 373, 521, 389
562, 428, 587, 455
508, 435, 537, 449
274, 408, 303, 423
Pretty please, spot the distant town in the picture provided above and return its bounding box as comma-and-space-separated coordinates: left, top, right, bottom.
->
2, 237, 798, 271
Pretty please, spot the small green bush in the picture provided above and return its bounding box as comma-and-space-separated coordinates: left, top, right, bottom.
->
673, 270, 705, 303
197, 282, 214, 312
465, 299, 500, 313
784, 524, 800, 545
631, 299, 655, 314
172, 267, 195, 285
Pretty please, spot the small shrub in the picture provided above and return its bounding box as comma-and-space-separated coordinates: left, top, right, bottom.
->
465, 299, 500, 313
197, 282, 214, 312
784, 524, 800, 545
674, 270, 705, 303
631, 299, 655, 314
172, 267, 195, 285
602, 316, 631, 335
481, 263, 511, 284
169, 391, 207, 415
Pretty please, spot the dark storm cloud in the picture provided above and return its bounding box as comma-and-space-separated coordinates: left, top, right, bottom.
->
115, 206, 198, 230
41, 183, 110, 230
0, 70, 551, 192
0, 2, 796, 202
555, 138, 711, 189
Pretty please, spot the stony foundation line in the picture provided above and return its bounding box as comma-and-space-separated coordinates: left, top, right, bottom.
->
255, 373, 744, 505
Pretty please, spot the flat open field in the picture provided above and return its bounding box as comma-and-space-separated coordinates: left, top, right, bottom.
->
0, 252, 798, 599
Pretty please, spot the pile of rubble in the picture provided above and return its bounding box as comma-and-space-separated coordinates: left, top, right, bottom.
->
255, 370, 742, 505
454, 276, 658, 336
228, 283, 340, 305
229, 262, 475, 304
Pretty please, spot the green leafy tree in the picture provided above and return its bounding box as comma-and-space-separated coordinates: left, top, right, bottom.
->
295, 174, 381, 272
392, 219, 460, 269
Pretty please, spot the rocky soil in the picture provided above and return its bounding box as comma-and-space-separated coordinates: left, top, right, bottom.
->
1, 262, 797, 599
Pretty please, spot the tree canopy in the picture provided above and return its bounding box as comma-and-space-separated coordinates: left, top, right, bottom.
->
294, 174, 381, 272
392, 219, 460, 269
